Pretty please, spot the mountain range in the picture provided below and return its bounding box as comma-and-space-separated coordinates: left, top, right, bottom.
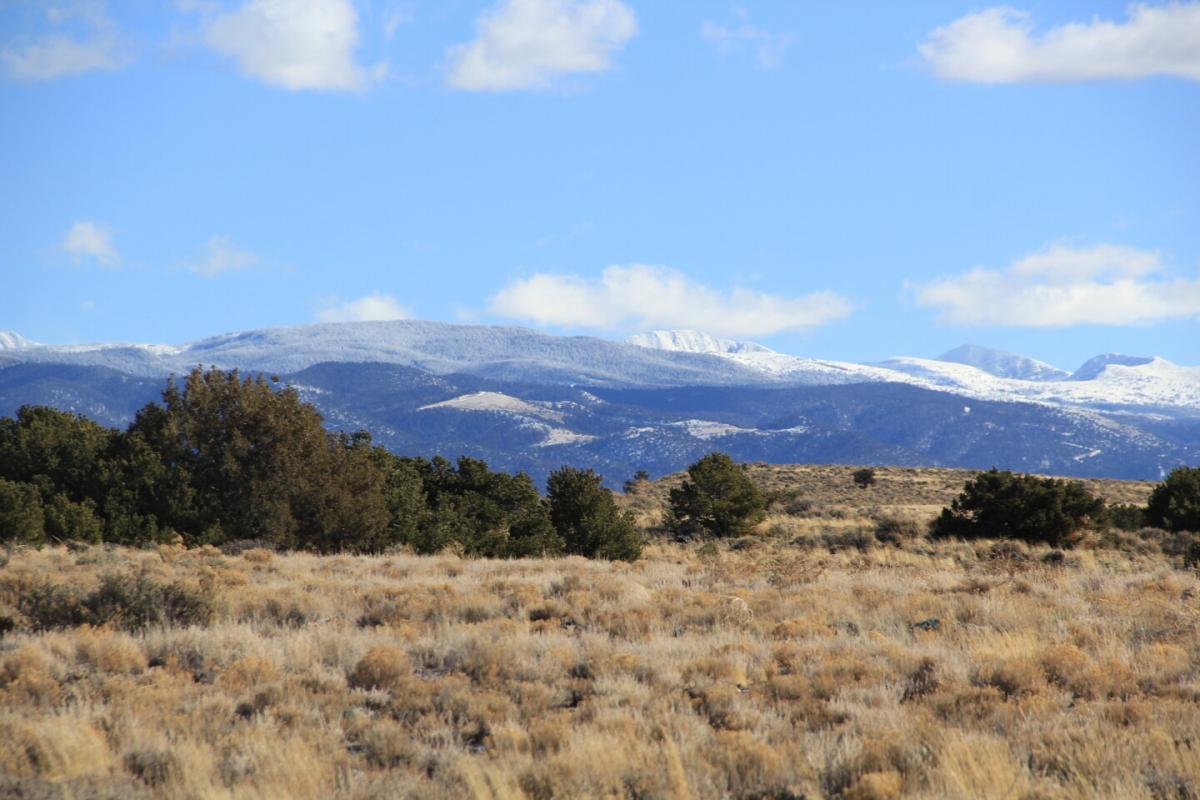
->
1, 320, 1197, 486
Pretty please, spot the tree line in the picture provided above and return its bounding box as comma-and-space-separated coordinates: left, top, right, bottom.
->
2, 365, 1197, 557
0, 367, 641, 560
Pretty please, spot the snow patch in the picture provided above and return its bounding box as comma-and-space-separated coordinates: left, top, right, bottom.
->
419, 391, 564, 422
535, 428, 597, 447
673, 419, 755, 439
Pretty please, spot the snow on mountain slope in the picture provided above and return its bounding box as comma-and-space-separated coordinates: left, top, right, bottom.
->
419, 391, 564, 422
630, 329, 1200, 414
0, 332, 37, 350
1071, 354, 1154, 381
937, 344, 1068, 381
9, 321, 774, 387
418, 391, 595, 447
626, 330, 773, 355
880, 356, 1200, 413
626, 330, 925, 385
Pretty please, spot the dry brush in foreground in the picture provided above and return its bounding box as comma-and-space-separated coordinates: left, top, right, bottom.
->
1, 532, 1198, 799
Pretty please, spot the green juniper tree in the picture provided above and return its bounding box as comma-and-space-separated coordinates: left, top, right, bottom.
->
1145, 466, 1200, 533
667, 452, 765, 538
931, 468, 1105, 547
547, 466, 642, 561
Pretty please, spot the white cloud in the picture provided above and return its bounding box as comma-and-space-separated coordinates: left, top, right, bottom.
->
919, 4, 1200, 83
203, 0, 382, 91
61, 221, 118, 266
2, 2, 127, 80
489, 264, 853, 337
701, 18, 796, 69
912, 244, 1200, 326
317, 293, 411, 322
190, 235, 259, 277
446, 0, 637, 91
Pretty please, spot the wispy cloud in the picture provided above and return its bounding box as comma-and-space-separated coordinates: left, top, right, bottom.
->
490, 264, 852, 337
2, 1, 128, 80
316, 293, 410, 322
201, 0, 384, 92
384, 5, 414, 39
919, 4, 1200, 83
701, 10, 795, 69
61, 220, 119, 267
446, 0, 637, 92
190, 235, 259, 277
911, 244, 1200, 326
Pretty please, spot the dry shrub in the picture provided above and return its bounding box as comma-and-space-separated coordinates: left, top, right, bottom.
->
809, 650, 892, 701
931, 686, 1006, 726
901, 657, 940, 702
20, 573, 214, 631
349, 644, 411, 691
357, 719, 420, 768
242, 548, 274, 565
1134, 643, 1191, 692
220, 654, 282, 692
0, 715, 114, 780
973, 657, 1043, 699
124, 748, 181, 789
685, 682, 750, 731
873, 514, 924, 546
231, 733, 337, 799
703, 730, 789, 798
0, 644, 61, 706
75, 628, 145, 674
844, 770, 902, 800
934, 735, 1026, 799
1093, 655, 1139, 699
771, 617, 835, 640
1039, 643, 1096, 698
458, 756, 527, 800
825, 725, 937, 799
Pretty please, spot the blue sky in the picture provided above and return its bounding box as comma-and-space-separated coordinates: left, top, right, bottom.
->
2, 0, 1198, 370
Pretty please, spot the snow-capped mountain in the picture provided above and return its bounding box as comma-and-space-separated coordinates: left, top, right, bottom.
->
1, 321, 1197, 483
626, 329, 1200, 416
3, 321, 771, 387
937, 344, 1069, 381
1071, 354, 1155, 381
6, 322, 1199, 415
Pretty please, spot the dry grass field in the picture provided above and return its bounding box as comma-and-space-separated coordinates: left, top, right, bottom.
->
1, 466, 1196, 800
618, 464, 1155, 529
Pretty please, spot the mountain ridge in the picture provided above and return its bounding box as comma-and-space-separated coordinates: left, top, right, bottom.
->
1, 321, 1197, 485
5, 321, 1199, 416
936, 343, 1069, 381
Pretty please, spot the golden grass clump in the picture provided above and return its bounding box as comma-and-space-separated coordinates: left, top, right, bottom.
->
348, 643, 411, 691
